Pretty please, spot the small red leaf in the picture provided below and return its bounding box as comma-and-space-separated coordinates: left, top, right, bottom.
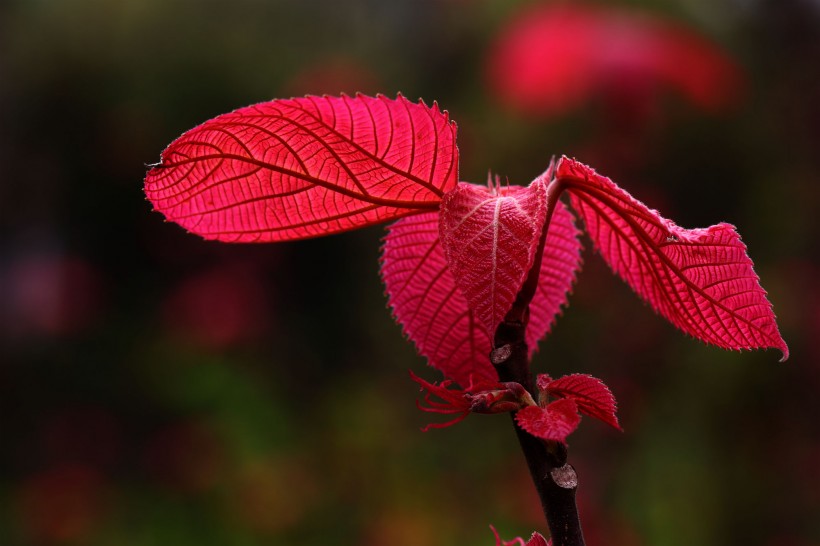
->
381, 212, 495, 387
515, 399, 581, 443
145, 94, 458, 242
558, 157, 788, 360
440, 177, 549, 335
544, 374, 621, 431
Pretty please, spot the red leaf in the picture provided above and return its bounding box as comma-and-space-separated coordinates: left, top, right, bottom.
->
440, 176, 548, 335
486, 4, 743, 117
381, 212, 495, 387
381, 200, 579, 385
544, 374, 621, 431
557, 157, 788, 360
144, 94, 458, 242
515, 399, 581, 443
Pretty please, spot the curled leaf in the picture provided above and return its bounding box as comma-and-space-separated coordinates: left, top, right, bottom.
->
145, 94, 458, 242
440, 177, 548, 335
558, 157, 788, 360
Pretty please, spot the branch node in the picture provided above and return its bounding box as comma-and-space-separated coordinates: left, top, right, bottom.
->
550, 464, 578, 490
490, 344, 513, 365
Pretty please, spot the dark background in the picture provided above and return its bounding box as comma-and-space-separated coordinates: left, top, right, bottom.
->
1, 0, 818, 545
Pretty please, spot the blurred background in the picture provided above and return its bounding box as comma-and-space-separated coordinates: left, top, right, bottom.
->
1, 0, 818, 544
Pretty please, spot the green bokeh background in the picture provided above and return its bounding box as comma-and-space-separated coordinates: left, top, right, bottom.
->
1, 0, 818, 545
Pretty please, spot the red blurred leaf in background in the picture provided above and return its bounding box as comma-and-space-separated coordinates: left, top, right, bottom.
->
4, 253, 104, 337
282, 56, 381, 98
163, 264, 269, 349
558, 157, 788, 359
145, 94, 458, 242
17, 464, 108, 544
486, 3, 743, 118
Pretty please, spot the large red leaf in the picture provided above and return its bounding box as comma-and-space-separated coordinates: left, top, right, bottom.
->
381, 202, 580, 386
440, 176, 549, 335
557, 157, 788, 360
144, 94, 458, 242
381, 212, 494, 387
